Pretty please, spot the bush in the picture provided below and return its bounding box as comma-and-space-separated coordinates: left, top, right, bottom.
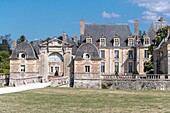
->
0, 69, 4, 73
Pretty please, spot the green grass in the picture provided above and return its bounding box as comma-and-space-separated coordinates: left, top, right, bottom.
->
0, 87, 170, 113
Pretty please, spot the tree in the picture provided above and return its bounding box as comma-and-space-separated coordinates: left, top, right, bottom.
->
144, 61, 153, 74
17, 35, 26, 44
155, 26, 170, 46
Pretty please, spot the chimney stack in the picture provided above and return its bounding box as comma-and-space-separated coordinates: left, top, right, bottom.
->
80, 20, 84, 35
134, 20, 138, 37
62, 32, 67, 44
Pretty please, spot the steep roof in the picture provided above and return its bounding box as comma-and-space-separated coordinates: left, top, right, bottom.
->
81, 24, 132, 47
75, 43, 101, 60
148, 21, 168, 44
10, 41, 38, 60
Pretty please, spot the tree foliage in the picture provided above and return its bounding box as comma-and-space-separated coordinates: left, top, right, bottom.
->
0, 51, 10, 74
17, 35, 26, 44
144, 61, 153, 74
155, 26, 170, 46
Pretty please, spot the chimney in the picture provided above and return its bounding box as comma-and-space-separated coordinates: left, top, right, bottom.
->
134, 20, 138, 37
73, 35, 78, 44
62, 32, 66, 44
80, 20, 84, 35
12, 40, 16, 50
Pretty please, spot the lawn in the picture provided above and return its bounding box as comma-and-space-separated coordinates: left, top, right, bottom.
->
0, 87, 170, 113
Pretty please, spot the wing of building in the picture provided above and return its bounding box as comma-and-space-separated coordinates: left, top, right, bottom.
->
9, 33, 78, 86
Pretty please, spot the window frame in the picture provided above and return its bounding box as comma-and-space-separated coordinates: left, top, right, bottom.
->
128, 50, 133, 59
114, 62, 119, 73
100, 38, 106, 47
114, 38, 120, 47
114, 50, 119, 58
85, 65, 90, 73
20, 65, 25, 72
101, 62, 105, 73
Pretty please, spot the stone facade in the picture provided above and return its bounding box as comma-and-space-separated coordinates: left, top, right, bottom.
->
153, 36, 170, 74
10, 33, 77, 86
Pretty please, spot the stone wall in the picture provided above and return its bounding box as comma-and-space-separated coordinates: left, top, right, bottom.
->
102, 80, 170, 90
74, 79, 100, 89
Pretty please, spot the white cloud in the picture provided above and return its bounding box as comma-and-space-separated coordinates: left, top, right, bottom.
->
128, 19, 134, 23
130, 0, 170, 21
102, 11, 120, 18
130, 0, 170, 13
142, 11, 158, 21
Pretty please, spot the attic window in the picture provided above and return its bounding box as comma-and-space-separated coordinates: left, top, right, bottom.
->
83, 53, 91, 59
128, 38, 134, 46
100, 38, 106, 47
86, 38, 92, 43
114, 38, 120, 47
21, 54, 26, 58
19, 53, 26, 59
144, 37, 150, 46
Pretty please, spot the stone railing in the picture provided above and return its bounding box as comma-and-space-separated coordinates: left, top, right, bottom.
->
10, 76, 43, 86
50, 76, 69, 87
101, 74, 170, 80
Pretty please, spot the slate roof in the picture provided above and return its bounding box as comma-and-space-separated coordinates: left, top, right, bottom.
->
10, 41, 38, 59
75, 43, 101, 60
81, 24, 132, 47
148, 21, 168, 44
57, 35, 78, 55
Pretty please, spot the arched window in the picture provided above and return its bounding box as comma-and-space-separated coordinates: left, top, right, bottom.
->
48, 52, 63, 62
18, 53, 26, 59
83, 53, 91, 59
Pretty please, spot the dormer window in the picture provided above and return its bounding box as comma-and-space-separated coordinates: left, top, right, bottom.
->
83, 53, 91, 59
86, 35, 92, 43
114, 38, 120, 47
86, 38, 92, 43
144, 37, 150, 46
128, 38, 134, 46
21, 54, 26, 58
18, 53, 26, 59
100, 38, 106, 47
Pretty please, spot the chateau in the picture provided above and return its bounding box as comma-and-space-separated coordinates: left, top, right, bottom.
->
9, 18, 169, 88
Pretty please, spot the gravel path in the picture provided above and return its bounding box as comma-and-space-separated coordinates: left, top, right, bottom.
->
0, 82, 51, 94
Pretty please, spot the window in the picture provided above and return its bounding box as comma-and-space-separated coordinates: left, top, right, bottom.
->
55, 67, 59, 71
114, 38, 120, 46
144, 50, 149, 58
128, 62, 133, 73
85, 66, 90, 72
114, 62, 119, 73
128, 39, 134, 46
100, 50, 105, 59
100, 38, 106, 47
101, 62, 105, 73
86, 38, 92, 43
128, 50, 133, 59
51, 67, 53, 73
21, 54, 26, 58
20, 65, 25, 72
83, 53, 91, 59
114, 50, 119, 58
144, 37, 150, 46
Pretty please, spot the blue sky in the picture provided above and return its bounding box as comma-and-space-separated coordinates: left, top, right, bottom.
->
0, 0, 170, 41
